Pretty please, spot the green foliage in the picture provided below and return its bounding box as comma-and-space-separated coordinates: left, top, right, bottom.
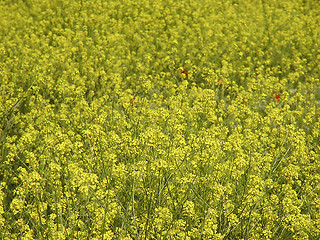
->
1, 0, 320, 239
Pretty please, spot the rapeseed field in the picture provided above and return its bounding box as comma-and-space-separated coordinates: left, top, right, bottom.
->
1, 0, 320, 239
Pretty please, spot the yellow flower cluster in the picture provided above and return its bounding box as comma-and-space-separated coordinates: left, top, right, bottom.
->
1, 0, 320, 239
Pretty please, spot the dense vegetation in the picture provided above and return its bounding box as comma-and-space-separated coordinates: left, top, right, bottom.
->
1, 0, 320, 239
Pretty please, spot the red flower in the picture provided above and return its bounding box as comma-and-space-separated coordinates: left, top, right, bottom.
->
271, 92, 280, 102
181, 69, 188, 76
131, 96, 136, 106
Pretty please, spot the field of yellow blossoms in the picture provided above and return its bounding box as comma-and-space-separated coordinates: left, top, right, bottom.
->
1, 0, 320, 239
